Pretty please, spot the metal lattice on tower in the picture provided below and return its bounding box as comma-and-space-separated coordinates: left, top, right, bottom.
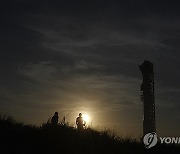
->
139, 60, 156, 136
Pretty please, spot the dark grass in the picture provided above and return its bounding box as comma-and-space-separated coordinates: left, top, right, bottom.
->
0, 115, 179, 154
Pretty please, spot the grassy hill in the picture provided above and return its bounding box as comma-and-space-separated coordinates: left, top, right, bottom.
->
0, 115, 179, 154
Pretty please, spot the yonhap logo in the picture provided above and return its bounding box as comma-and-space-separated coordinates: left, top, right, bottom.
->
143, 132, 180, 149
143, 132, 158, 149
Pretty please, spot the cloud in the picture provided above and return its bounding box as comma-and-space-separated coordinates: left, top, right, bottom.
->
18, 61, 56, 83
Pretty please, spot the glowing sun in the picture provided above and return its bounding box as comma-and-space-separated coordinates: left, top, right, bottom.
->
83, 114, 90, 123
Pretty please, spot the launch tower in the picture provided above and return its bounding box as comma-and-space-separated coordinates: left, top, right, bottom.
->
139, 60, 156, 136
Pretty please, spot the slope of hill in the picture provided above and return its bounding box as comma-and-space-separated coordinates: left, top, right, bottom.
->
0, 115, 179, 154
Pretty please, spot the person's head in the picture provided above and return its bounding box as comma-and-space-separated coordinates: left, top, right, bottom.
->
54, 112, 58, 116
79, 113, 82, 117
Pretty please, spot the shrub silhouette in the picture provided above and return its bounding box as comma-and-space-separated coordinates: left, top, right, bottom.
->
0, 114, 179, 154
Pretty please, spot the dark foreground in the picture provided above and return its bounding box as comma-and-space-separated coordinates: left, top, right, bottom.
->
0, 115, 179, 154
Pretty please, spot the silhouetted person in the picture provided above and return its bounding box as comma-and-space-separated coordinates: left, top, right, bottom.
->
76, 113, 86, 130
51, 112, 59, 125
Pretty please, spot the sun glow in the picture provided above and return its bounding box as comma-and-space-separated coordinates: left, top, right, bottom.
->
83, 114, 90, 123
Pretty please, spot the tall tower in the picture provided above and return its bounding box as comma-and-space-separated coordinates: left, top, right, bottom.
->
139, 60, 156, 136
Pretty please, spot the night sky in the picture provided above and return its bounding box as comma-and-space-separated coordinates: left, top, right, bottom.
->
1, 0, 180, 137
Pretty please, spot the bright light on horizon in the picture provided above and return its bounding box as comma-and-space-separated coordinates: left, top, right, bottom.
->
83, 114, 90, 123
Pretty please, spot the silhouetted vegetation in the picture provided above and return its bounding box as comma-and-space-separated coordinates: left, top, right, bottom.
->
0, 115, 179, 154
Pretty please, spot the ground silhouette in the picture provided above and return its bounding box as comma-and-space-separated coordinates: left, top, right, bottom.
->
0, 115, 179, 154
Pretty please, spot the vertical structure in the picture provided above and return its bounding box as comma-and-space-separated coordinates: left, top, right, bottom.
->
139, 60, 156, 136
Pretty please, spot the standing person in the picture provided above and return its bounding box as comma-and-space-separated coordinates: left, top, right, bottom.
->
76, 113, 86, 130
51, 112, 59, 125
